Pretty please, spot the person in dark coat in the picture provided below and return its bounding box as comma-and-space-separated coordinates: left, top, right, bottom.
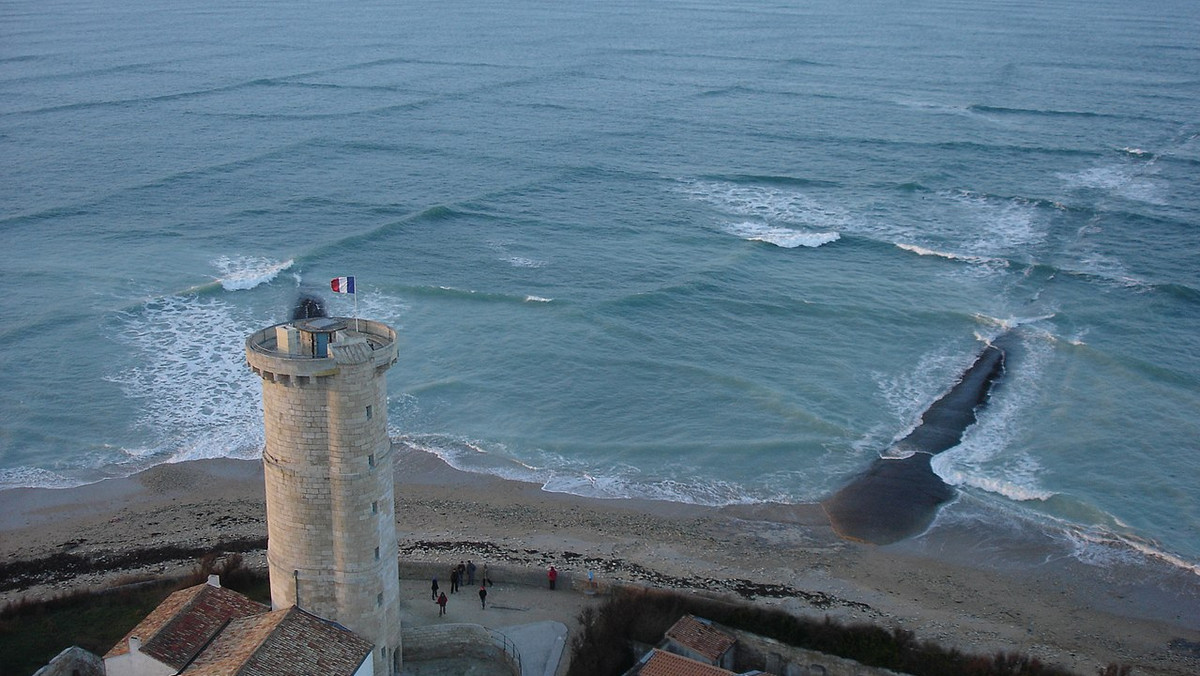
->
478, 585, 487, 609
450, 568, 459, 593
431, 577, 439, 601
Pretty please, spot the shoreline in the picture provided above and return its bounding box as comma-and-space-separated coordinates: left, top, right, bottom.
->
2, 445, 1198, 675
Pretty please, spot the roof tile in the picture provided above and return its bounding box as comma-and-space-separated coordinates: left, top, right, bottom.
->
104, 583, 268, 668
182, 606, 372, 676
637, 649, 736, 676
665, 615, 736, 662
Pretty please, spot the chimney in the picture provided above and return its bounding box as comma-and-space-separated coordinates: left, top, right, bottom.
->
129, 636, 141, 653
207, 574, 221, 588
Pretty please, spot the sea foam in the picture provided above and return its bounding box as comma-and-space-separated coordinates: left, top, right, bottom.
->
213, 255, 294, 291
723, 221, 840, 248
105, 295, 265, 468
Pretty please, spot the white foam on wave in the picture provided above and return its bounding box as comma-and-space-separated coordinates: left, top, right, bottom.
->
105, 295, 266, 469
895, 242, 1007, 267
872, 342, 971, 452
0, 466, 80, 491
933, 453, 1054, 501
970, 313, 1057, 333
487, 239, 547, 269
524, 295, 553, 303
931, 334, 1056, 502
1060, 522, 1200, 577
723, 221, 840, 248
506, 256, 546, 268
402, 434, 544, 484
212, 255, 294, 291
680, 180, 846, 225
943, 189, 1047, 256
1073, 249, 1146, 289
540, 470, 759, 505
1059, 163, 1165, 205
402, 433, 772, 506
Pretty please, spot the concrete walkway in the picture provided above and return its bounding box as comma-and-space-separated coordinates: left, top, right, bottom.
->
399, 575, 593, 676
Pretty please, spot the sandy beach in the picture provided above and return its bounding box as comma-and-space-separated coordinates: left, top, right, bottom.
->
2, 443, 1198, 676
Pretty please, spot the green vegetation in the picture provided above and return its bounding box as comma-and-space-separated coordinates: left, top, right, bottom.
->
567, 587, 1131, 676
0, 554, 268, 676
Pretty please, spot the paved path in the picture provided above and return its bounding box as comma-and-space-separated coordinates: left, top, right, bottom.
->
400, 577, 591, 676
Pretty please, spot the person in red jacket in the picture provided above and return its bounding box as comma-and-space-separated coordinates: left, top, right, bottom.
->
548, 565, 558, 590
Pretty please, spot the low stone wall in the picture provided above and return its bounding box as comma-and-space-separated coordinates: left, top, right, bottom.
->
401, 623, 521, 675
726, 626, 909, 676
400, 561, 572, 592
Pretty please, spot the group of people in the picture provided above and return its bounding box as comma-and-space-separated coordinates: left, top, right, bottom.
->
430, 563, 564, 616
431, 560, 492, 615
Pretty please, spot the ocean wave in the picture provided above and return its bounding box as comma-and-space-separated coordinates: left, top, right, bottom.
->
402, 434, 792, 506
928, 334, 1061, 506
701, 173, 840, 189
402, 284, 554, 306
1055, 520, 1200, 577
895, 243, 1007, 266
212, 255, 294, 291
967, 103, 1108, 119
1058, 163, 1167, 205
969, 313, 1058, 333
506, 256, 547, 268
678, 179, 851, 230
104, 295, 266, 466
932, 457, 1055, 502
723, 222, 840, 248
0, 466, 80, 491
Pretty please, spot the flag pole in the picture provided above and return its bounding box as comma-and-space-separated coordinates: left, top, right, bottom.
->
353, 278, 360, 332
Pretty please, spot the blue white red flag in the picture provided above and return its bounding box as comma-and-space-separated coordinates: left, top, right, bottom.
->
330, 276, 355, 294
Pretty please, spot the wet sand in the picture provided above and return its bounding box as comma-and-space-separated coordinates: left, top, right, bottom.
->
2, 444, 1198, 675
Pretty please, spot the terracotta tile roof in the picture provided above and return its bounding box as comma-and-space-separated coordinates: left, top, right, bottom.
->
104, 582, 269, 667
636, 649, 736, 676
665, 615, 736, 662
181, 606, 373, 676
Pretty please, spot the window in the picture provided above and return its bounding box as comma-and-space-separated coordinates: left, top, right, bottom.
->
374, 546, 380, 561
377, 593, 383, 607
368, 453, 375, 468
372, 501, 378, 514
366, 405, 373, 420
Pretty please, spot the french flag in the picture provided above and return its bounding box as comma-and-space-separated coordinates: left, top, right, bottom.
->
330, 276, 355, 294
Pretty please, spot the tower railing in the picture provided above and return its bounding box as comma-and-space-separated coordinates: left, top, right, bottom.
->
246, 317, 396, 358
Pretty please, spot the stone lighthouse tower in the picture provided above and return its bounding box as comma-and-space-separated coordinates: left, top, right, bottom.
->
246, 316, 401, 675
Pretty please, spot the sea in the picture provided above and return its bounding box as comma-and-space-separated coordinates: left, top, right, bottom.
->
2, 0, 1198, 582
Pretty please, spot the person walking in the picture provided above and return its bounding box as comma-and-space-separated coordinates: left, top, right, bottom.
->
431, 577, 439, 601
548, 565, 558, 590
482, 563, 492, 587
437, 591, 448, 616
478, 585, 487, 609
450, 567, 459, 593
467, 560, 477, 585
